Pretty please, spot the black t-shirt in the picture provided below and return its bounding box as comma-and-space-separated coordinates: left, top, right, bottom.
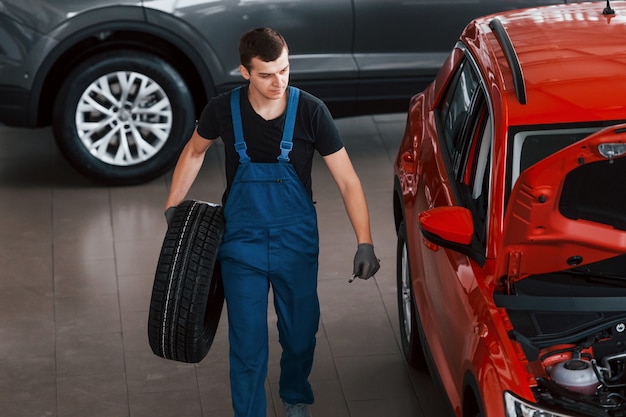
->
196, 85, 344, 202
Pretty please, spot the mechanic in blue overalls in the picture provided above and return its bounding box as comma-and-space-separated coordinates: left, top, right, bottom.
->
164, 28, 380, 417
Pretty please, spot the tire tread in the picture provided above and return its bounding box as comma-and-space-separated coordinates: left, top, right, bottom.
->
148, 200, 225, 363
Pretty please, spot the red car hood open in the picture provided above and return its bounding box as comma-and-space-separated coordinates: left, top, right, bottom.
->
496, 123, 626, 283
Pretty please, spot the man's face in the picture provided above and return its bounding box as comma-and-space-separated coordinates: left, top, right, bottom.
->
240, 47, 290, 101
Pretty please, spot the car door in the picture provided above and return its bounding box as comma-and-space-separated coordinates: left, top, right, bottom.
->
144, 0, 356, 100
416, 50, 494, 405
352, 0, 566, 100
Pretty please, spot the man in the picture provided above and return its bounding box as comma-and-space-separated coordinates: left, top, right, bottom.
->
164, 27, 379, 417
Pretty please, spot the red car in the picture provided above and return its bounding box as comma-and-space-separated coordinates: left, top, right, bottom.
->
393, 2, 626, 416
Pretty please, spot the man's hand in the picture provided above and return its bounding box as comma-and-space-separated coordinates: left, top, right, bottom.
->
352, 243, 380, 280
164, 206, 177, 227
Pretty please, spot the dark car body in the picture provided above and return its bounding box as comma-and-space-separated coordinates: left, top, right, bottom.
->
0, 0, 578, 183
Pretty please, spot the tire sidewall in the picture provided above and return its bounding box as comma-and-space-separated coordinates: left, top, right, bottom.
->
53, 50, 194, 185
397, 221, 427, 369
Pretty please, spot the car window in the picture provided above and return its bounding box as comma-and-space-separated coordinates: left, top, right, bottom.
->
466, 106, 491, 244
505, 123, 626, 210
436, 56, 491, 246
510, 127, 600, 189
510, 123, 626, 233
438, 59, 481, 178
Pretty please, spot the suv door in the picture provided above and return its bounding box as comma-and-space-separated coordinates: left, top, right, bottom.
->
416, 49, 494, 406
147, 0, 355, 99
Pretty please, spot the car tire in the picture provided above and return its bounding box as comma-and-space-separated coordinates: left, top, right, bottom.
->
397, 220, 427, 369
148, 200, 225, 363
52, 50, 194, 185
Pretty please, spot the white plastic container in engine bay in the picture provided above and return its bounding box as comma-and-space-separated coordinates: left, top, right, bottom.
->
548, 359, 601, 395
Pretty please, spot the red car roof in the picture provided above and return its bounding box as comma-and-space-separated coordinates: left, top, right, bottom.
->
468, 1, 626, 127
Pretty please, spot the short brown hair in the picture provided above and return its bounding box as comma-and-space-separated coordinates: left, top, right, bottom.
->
239, 28, 288, 71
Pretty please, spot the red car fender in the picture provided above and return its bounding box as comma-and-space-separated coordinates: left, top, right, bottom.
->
395, 94, 426, 205
472, 306, 536, 417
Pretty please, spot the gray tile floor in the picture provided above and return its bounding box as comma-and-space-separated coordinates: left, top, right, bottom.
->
0, 113, 449, 417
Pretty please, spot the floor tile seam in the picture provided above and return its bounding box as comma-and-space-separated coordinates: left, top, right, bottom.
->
304, 374, 342, 383
334, 365, 420, 409
329, 351, 403, 360
315, 319, 359, 417
314, 321, 345, 382
112, 236, 163, 243
52, 185, 130, 414
49, 184, 61, 417
193, 346, 206, 416
54, 329, 127, 341
109, 182, 137, 417
370, 118, 400, 165
53, 291, 122, 300
344, 392, 417, 403
56, 371, 128, 380
127, 387, 201, 396
342, 389, 418, 403
372, 275, 403, 350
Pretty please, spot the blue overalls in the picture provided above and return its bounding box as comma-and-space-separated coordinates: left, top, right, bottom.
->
218, 86, 320, 417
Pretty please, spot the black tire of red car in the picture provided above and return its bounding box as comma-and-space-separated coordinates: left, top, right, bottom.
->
396, 220, 427, 369
148, 200, 225, 363
52, 50, 195, 185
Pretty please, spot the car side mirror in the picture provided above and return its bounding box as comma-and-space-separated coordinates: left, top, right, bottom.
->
418, 206, 474, 247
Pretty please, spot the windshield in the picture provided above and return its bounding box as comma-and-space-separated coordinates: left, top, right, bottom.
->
508, 123, 626, 231
510, 127, 601, 189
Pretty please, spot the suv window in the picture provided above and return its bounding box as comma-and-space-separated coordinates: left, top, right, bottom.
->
438, 59, 481, 177
463, 100, 491, 244
509, 127, 600, 189
436, 56, 492, 248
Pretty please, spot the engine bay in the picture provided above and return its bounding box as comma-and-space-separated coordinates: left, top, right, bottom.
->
496, 255, 626, 415
531, 324, 626, 416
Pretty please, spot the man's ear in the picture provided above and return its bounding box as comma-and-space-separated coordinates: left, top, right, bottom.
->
239, 65, 250, 80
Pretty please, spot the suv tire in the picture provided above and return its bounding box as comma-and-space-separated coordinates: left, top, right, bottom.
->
397, 220, 427, 369
53, 50, 194, 184
148, 200, 225, 363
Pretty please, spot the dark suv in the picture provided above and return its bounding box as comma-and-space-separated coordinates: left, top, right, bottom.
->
0, 0, 581, 184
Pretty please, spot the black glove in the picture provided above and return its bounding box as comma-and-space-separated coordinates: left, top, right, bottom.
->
352, 243, 380, 280
164, 206, 177, 227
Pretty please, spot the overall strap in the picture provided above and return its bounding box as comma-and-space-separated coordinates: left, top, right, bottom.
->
230, 87, 250, 164
278, 86, 300, 163
230, 86, 301, 164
